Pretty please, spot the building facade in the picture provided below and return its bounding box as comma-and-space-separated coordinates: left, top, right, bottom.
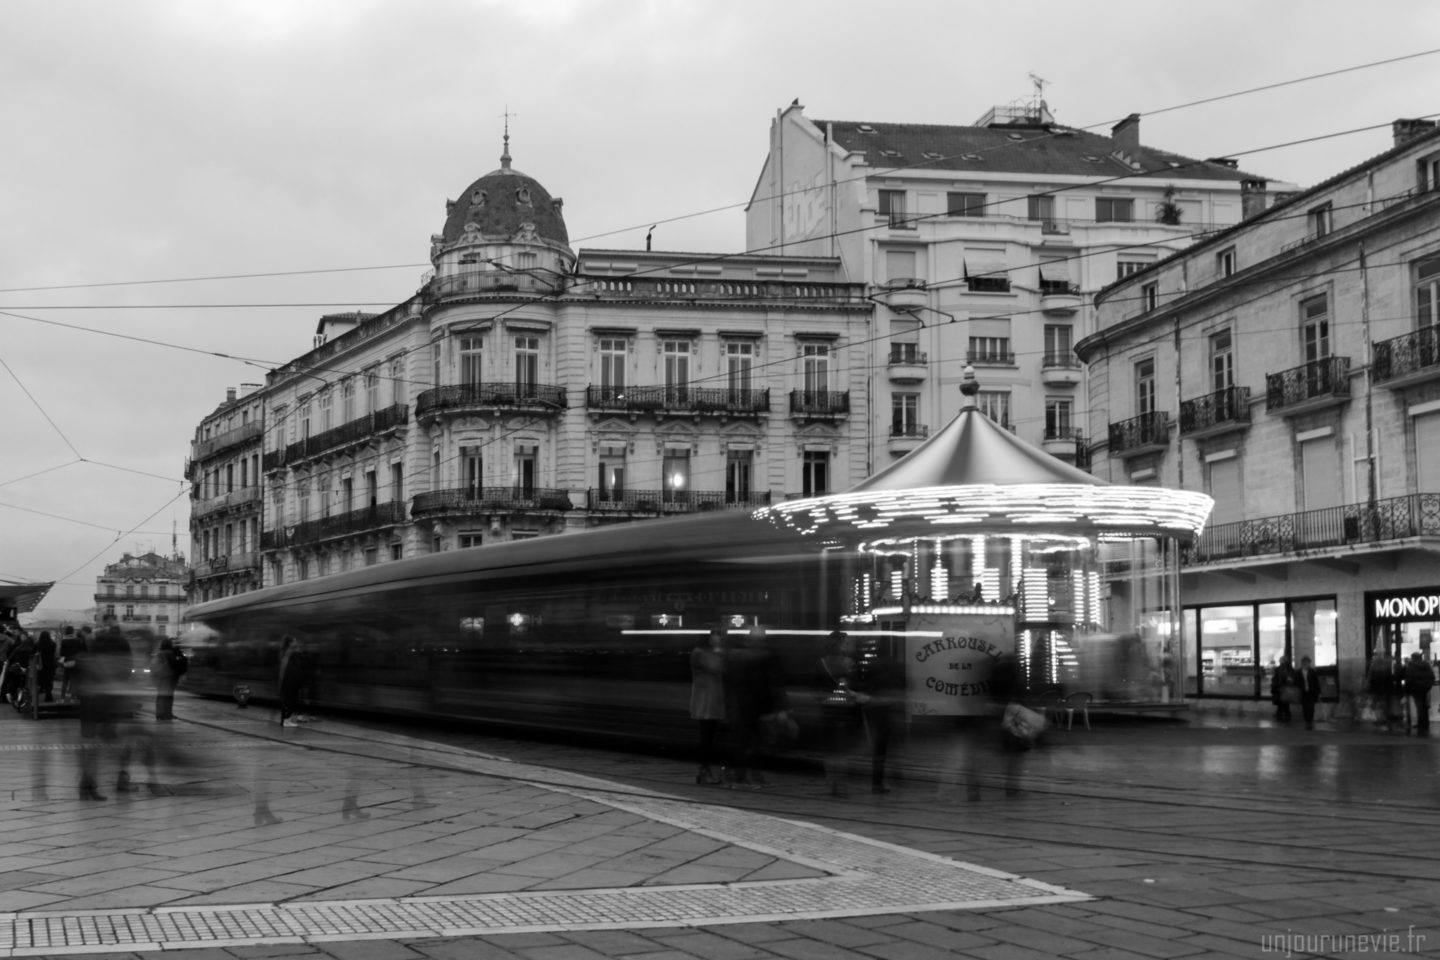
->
187, 384, 265, 603
219, 140, 872, 587
95, 551, 188, 635
1078, 119, 1440, 717
746, 99, 1280, 470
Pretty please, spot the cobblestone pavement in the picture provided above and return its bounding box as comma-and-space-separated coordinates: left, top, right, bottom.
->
1, 696, 1438, 958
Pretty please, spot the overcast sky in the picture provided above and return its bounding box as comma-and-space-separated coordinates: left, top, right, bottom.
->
3, 0, 1438, 615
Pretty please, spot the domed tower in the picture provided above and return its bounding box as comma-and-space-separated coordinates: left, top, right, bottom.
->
429, 130, 574, 296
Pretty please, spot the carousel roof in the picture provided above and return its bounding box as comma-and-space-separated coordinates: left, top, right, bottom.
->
758, 390, 1212, 542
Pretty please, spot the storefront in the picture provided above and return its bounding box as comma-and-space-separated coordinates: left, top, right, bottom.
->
1180, 596, 1338, 701
1366, 586, 1440, 664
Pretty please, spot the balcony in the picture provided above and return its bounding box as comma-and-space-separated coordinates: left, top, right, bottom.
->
1183, 493, 1440, 566
278, 404, 409, 468
1265, 356, 1350, 416
1179, 385, 1252, 439
1107, 411, 1170, 458
1042, 428, 1084, 459
880, 278, 927, 311
887, 346, 928, 383
964, 276, 1012, 294
1373, 326, 1440, 389
416, 383, 565, 422
584, 488, 772, 515
1039, 279, 1082, 315
1040, 353, 1083, 386
193, 552, 260, 580
570, 275, 867, 306
888, 423, 929, 455
966, 350, 1015, 367
192, 420, 263, 462
271, 501, 409, 548
585, 385, 768, 419
429, 269, 562, 301
412, 487, 574, 519
789, 390, 850, 419
191, 485, 262, 521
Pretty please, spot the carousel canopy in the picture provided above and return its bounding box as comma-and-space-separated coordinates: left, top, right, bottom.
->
759, 401, 1212, 542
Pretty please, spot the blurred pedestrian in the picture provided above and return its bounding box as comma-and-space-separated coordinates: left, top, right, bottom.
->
58, 626, 85, 701
1298, 655, 1323, 730
76, 626, 134, 799
817, 630, 864, 797
35, 630, 57, 703
150, 637, 187, 720
689, 625, 726, 785
1368, 652, 1400, 730
278, 636, 308, 727
1405, 652, 1435, 734
2, 630, 35, 706
725, 625, 782, 789
854, 643, 903, 794
1270, 655, 1299, 723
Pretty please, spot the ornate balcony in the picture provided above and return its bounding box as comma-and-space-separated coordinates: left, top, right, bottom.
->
192, 420, 263, 463
1042, 428, 1084, 459
1179, 385, 1252, 439
1107, 411, 1170, 458
416, 383, 565, 422
429, 269, 562, 301
880, 278, 927, 310
887, 345, 928, 383
888, 423, 929, 455
966, 350, 1016, 366
191, 485, 262, 521
412, 487, 574, 518
1040, 353, 1083, 387
585, 385, 768, 419
789, 390, 850, 419
271, 501, 408, 548
1039, 279, 1082, 315
1265, 356, 1350, 416
193, 552, 260, 580
584, 488, 771, 514
1373, 326, 1440, 389
964, 276, 1012, 294
279, 404, 409, 468
1183, 493, 1440, 566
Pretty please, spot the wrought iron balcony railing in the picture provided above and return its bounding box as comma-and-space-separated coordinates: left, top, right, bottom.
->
1183, 493, 1440, 566
1179, 385, 1252, 435
280, 404, 409, 467
1265, 356, 1350, 412
1041, 353, 1082, 370
192, 420, 263, 462
584, 385, 768, 416
888, 345, 928, 365
416, 383, 566, 419
191, 485, 262, 520
1107, 411, 1170, 455
411, 487, 574, 517
1039, 279, 1082, 296
271, 501, 409, 548
966, 350, 1015, 365
1373, 326, 1440, 385
585, 489, 772, 513
890, 424, 930, 440
193, 552, 260, 579
789, 390, 850, 417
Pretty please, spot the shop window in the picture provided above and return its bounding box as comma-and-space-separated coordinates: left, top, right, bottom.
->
1200, 605, 1257, 696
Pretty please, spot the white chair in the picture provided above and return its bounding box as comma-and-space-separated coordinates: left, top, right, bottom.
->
1061, 692, 1093, 730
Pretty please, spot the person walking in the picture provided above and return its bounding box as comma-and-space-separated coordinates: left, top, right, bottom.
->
725, 625, 782, 789
278, 636, 305, 727
1297, 656, 1323, 730
35, 630, 57, 704
817, 631, 865, 797
150, 638, 187, 720
1270, 655, 1300, 723
1405, 652, 1435, 734
58, 626, 85, 701
689, 626, 727, 785
853, 645, 903, 795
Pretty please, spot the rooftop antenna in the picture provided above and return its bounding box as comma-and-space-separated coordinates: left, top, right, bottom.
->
1026, 72, 1053, 124
499, 105, 516, 171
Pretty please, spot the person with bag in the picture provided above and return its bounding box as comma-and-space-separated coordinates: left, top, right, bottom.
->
1270, 655, 1300, 723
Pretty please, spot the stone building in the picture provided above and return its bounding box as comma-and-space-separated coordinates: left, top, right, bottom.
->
187, 384, 264, 602
1077, 118, 1440, 717
95, 551, 188, 636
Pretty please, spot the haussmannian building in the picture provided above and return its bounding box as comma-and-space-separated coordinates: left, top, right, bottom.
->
745, 97, 1290, 471
95, 551, 189, 636
200, 137, 873, 589
1077, 118, 1440, 720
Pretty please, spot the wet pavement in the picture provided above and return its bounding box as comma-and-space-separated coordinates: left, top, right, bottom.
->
0, 694, 1437, 958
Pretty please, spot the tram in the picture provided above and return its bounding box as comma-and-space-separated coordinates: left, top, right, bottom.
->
180, 510, 849, 746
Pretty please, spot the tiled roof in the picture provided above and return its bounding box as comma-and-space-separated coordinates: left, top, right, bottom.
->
815, 119, 1260, 182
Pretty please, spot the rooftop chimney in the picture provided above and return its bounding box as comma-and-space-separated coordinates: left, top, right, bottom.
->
1110, 113, 1141, 159
225, 387, 237, 403
1393, 118, 1438, 147
1240, 179, 1268, 219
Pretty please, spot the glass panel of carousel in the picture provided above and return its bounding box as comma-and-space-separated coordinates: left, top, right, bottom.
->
1097, 535, 1183, 704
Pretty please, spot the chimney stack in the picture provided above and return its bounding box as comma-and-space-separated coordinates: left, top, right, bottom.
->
226, 387, 237, 403
1240, 179, 1268, 219
1110, 113, 1141, 159
1393, 118, 1438, 147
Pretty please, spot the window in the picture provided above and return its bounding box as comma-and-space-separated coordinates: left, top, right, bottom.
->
1308, 203, 1332, 239
299, 400, 312, 440
725, 450, 753, 503
296, 558, 309, 582
390, 543, 403, 562
891, 393, 921, 436
802, 451, 829, 497
389, 359, 403, 406
663, 339, 691, 397
1133, 360, 1158, 421
1211, 330, 1234, 392
1141, 282, 1158, 312
364, 547, 378, 567
598, 338, 626, 393
1045, 398, 1073, 439
297, 480, 310, 522
1043, 325, 1073, 365
459, 336, 483, 384
341, 476, 354, 513
318, 473, 331, 517
968, 336, 1012, 364
598, 445, 625, 501
662, 449, 690, 502
801, 343, 830, 393
341, 379, 355, 422
1117, 259, 1150, 280
364, 369, 379, 413
884, 249, 917, 283
514, 335, 538, 394
458, 532, 484, 549
1301, 295, 1330, 361
1420, 153, 1440, 192
947, 192, 986, 217
461, 446, 483, 498
977, 391, 1011, 429
878, 189, 907, 227
365, 469, 377, 509
513, 445, 535, 497
1095, 198, 1134, 222
390, 462, 403, 503
431, 342, 442, 389
1416, 257, 1440, 327
318, 390, 333, 431
726, 341, 754, 393
1217, 247, 1236, 278
1026, 195, 1054, 222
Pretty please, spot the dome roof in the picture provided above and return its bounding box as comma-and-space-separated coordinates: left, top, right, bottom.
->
439, 137, 568, 248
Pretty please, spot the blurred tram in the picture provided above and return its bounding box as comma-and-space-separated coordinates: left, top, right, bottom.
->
181, 511, 848, 746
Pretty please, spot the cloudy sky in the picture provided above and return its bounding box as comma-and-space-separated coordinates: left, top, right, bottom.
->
2, 0, 1437, 614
